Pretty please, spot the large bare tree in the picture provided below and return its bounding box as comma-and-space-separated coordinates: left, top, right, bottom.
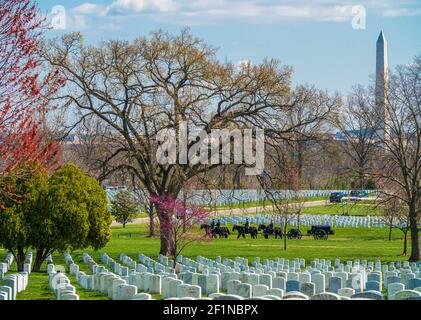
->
45, 30, 335, 255
334, 90, 380, 189
380, 196, 411, 255
257, 153, 304, 251
256, 89, 335, 250
358, 55, 421, 261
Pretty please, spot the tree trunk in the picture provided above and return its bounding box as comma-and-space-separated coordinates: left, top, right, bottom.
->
358, 168, 365, 189
233, 171, 241, 189
16, 247, 25, 272
159, 227, 171, 256
283, 224, 287, 251
182, 194, 187, 233
148, 203, 155, 237
402, 230, 408, 256
156, 203, 173, 256
388, 225, 392, 241
32, 249, 46, 272
408, 213, 420, 262
296, 142, 303, 183
171, 243, 177, 266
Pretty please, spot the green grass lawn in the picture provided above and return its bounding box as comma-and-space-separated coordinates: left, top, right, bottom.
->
12, 272, 56, 300
94, 224, 407, 263
0, 258, 56, 300
0, 222, 411, 300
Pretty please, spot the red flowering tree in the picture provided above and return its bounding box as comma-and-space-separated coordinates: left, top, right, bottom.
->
149, 195, 212, 267
0, 0, 62, 205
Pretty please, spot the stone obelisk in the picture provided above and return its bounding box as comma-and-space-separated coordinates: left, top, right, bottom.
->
375, 31, 389, 136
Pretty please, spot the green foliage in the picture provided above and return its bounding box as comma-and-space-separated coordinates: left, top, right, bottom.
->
0, 163, 112, 268
84, 175, 112, 250
44, 164, 112, 251
40, 164, 89, 251
110, 190, 139, 228
0, 162, 49, 252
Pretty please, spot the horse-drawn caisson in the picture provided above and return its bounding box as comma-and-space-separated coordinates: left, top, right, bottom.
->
307, 225, 335, 240
287, 228, 302, 239
201, 218, 334, 241
286, 225, 335, 240
286, 225, 334, 240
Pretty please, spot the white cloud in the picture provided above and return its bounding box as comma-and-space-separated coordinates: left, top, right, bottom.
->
99, 23, 122, 30
72, 3, 106, 15
106, 0, 176, 14
382, 8, 421, 17
69, 15, 88, 29
66, 0, 421, 28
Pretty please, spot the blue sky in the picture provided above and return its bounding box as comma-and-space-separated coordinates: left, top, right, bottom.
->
37, 0, 421, 95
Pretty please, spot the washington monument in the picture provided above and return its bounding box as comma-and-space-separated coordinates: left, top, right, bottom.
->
375, 31, 390, 135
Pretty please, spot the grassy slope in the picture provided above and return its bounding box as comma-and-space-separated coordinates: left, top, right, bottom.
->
97, 224, 406, 263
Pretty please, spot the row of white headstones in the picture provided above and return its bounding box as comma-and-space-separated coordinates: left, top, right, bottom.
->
0, 252, 32, 300
219, 214, 392, 228
59, 252, 421, 300
48, 254, 80, 300
0, 251, 78, 301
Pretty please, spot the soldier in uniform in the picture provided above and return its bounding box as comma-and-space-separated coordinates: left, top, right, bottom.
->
244, 218, 250, 233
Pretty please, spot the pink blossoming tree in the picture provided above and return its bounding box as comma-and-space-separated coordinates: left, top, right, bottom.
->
149, 195, 212, 268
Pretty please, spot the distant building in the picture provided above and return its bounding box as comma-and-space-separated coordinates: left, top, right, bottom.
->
334, 128, 376, 141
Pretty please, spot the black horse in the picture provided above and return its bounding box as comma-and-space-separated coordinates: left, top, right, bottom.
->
200, 224, 217, 238
216, 226, 230, 238
232, 225, 258, 239
258, 224, 283, 239
200, 224, 230, 238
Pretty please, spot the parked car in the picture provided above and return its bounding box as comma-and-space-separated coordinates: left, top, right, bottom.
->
329, 192, 345, 203
350, 190, 369, 198
341, 189, 370, 202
